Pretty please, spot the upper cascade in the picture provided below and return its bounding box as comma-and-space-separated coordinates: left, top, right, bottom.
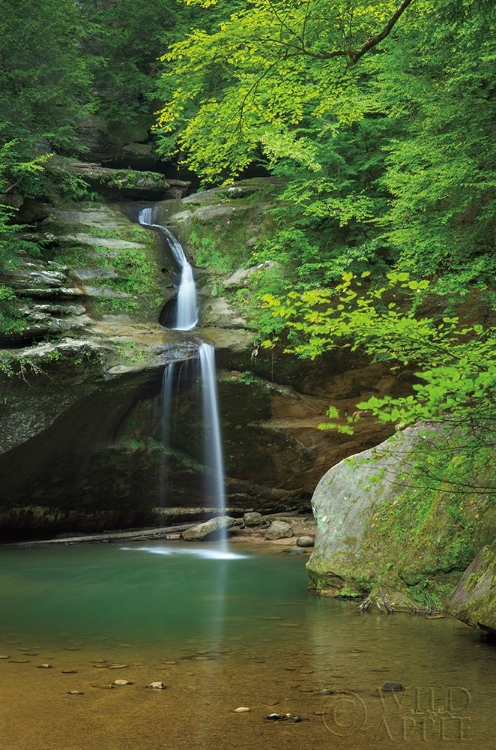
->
139, 207, 198, 331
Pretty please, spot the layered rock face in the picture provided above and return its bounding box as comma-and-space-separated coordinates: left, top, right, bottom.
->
0, 177, 408, 540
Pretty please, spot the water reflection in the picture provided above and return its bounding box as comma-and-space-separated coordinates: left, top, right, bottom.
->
121, 545, 248, 561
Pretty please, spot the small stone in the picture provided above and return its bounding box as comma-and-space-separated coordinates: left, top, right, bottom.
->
68, 691, 84, 695
319, 689, 334, 695
243, 512, 265, 528
234, 707, 250, 713
108, 664, 128, 669
93, 664, 108, 668
8, 659, 30, 663
266, 713, 287, 721
382, 681, 404, 692
290, 715, 303, 723
296, 536, 314, 548
263, 700, 279, 706
0, 655, 10, 659
288, 548, 306, 556
113, 679, 133, 686
299, 668, 314, 674
62, 670, 78, 674
265, 521, 294, 541
37, 664, 53, 669
147, 681, 166, 690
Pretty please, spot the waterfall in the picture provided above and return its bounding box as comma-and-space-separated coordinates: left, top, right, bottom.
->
139, 208, 198, 331
138, 206, 227, 531
198, 343, 227, 526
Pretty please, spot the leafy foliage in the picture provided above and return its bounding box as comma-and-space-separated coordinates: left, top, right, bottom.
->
263, 271, 496, 434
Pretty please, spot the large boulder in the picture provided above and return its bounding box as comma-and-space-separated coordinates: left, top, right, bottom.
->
182, 516, 237, 541
447, 540, 496, 633
306, 424, 496, 601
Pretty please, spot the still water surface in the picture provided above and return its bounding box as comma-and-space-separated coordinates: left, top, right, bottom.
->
0, 542, 495, 749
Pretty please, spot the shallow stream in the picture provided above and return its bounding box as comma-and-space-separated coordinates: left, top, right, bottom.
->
0, 542, 495, 749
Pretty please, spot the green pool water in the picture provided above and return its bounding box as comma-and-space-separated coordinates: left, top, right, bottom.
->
0, 541, 495, 749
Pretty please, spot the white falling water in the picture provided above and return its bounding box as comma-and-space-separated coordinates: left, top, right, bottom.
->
138, 206, 227, 531
139, 207, 198, 331
199, 342, 227, 530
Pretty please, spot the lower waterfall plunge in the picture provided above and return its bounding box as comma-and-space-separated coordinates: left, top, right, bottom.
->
139, 207, 227, 534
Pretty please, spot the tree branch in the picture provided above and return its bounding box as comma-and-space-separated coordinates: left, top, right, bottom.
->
348, 0, 416, 66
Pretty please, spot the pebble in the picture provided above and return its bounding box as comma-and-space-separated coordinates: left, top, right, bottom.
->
296, 536, 314, 548
319, 689, 334, 695
234, 707, 250, 713
62, 670, 78, 674
263, 700, 279, 706
37, 664, 53, 669
382, 681, 404, 692
108, 664, 129, 669
68, 691, 84, 695
299, 668, 313, 674
113, 679, 133, 686
8, 659, 30, 663
147, 681, 166, 690
0, 655, 10, 659
93, 664, 108, 669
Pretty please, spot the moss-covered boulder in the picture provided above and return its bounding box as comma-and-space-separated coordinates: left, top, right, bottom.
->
306, 423, 496, 606
448, 541, 496, 632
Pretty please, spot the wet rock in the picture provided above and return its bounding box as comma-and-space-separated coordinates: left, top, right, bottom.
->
147, 681, 166, 690
265, 520, 294, 540
296, 536, 314, 548
382, 681, 404, 692
288, 548, 306, 556
182, 516, 237, 541
243, 512, 265, 528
